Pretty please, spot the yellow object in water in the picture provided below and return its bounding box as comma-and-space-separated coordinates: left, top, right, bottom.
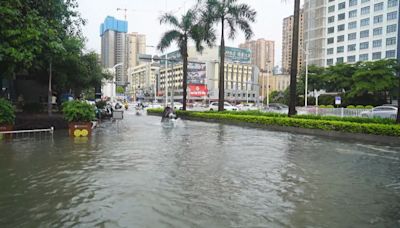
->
73, 129, 89, 137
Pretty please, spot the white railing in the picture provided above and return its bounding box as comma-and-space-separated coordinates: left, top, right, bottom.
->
1, 127, 54, 140
297, 107, 371, 117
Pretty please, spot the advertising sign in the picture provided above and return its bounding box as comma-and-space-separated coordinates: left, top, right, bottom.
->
189, 84, 208, 97
188, 62, 207, 85
225, 47, 252, 64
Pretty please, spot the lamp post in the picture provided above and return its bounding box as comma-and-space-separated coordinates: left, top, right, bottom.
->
266, 61, 271, 107
146, 45, 159, 103
246, 80, 251, 104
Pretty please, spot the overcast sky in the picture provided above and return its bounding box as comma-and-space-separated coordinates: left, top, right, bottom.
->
77, 0, 296, 66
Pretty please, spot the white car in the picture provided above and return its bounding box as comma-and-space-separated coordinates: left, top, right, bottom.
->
361, 106, 398, 119
172, 102, 183, 110
209, 102, 238, 111
237, 103, 259, 111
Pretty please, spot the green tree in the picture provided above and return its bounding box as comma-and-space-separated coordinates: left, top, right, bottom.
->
199, 0, 256, 111
350, 59, 397, 102
116, 86, 125, 94
157, 8, 211, 111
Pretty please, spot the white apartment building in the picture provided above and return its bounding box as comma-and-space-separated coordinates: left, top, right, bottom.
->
304, 0, 399, 67
128, 63, 159, 101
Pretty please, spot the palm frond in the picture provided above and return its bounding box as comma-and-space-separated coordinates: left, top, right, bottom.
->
157, 30, 182, 52
159, 13, 180, 28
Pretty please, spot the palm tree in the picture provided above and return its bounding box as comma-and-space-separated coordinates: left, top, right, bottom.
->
157, 9, 206, 111
199, 0, 256, 111
288, 0, 301, 116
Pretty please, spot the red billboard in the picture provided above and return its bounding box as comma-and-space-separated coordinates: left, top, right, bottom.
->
189, 84, 208, 97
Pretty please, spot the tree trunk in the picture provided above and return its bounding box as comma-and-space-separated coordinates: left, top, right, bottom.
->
48, 60, 52, 116
182, 41, 188, 111
218, 17, 225, 112
397, 76, 400, 123
288, 0, 301, 116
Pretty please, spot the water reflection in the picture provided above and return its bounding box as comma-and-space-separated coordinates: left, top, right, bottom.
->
0, 113, 399, 227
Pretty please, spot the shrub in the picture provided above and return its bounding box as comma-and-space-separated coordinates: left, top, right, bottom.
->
347, 105, 356, 109
319, 105, 326, 108
62, 100, 96, 122
23, 102, 43, 113
365, 105, 374, 109
0, 98, 15, 125
356, 105, 365, 109
326, 105, 334, 108
179, 112, 400, 137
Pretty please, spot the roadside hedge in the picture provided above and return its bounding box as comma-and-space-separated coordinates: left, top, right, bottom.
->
147, 109, 396, 125
210, 110, 396, 125
187, 112, 400, 137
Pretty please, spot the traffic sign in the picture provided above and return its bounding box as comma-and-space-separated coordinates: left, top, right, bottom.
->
335, 96, 341, 105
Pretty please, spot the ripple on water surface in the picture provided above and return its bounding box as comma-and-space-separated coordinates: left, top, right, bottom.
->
0, 114, 399, 227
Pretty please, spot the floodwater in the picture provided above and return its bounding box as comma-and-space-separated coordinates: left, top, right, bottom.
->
0, 111, 399, 227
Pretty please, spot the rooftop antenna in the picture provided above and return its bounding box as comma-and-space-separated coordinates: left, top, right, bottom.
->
116, 8, 128, 20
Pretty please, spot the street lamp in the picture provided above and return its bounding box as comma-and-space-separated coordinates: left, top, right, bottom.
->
266, 60, 272, 107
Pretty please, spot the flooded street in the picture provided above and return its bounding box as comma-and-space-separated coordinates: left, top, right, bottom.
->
0, 112, 399, 227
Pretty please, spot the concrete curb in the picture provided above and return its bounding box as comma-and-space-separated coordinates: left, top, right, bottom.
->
147, 112, 400, 145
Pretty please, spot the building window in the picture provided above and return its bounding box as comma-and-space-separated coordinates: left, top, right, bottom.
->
374, 2, 384, 11
338, 2, 346, 9
337, 57, 344, 63
360, 41, 369, 49
337, 46, 345, 53
373, 27, 383, 36
348, 32, 357, 40
327, 37, 335, 44
328, 27, 335, 34
328, 5, 335, 13
361, 0, 370, 3
327, 59, 334, 65
337, 35, 345, 42
387, 11, 398, 20
373, 15, 383, 24
338, 24, 345, 31
328, 16, 335, 23
360, 30, 369, 38
348, 44, 357, 51
349, 0, 358, 7
386, 50, 396, 58
348, 21, 357, 29
388, 0, 398, 7
327, 48, 334, 55
386, 37, 397, 46
372, 52, 381, 60
349, 9, 357, 18
338, 13, 346, 20
360, 18, 369, 26
359, 54, 369, 61
361, 6, 370, 15
387, 24, 397, 33
373, 39, 382, 48
348, 55, 356, 62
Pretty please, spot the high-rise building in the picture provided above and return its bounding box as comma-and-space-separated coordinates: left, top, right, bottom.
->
304, 0, 326, 67
239, 39, 275, 71
100, 16, 128, 86
282, 9, 305, 75
127, 32, 146, 68
304, 0, 399, 67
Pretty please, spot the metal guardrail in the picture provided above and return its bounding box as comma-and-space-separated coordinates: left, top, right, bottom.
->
0, 127, 54, 140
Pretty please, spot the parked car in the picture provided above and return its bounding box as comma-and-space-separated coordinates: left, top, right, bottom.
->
237, 103, 259, 111
360, 106, 398, 119
173, 102, 183, 110
209, 102, 238, 111
264, 103, 289, 114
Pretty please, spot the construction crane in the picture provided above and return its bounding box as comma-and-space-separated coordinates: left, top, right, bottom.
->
116, 8, 128, 20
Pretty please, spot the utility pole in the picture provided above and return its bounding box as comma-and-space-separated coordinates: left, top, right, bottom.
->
116, 8, 128, 20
